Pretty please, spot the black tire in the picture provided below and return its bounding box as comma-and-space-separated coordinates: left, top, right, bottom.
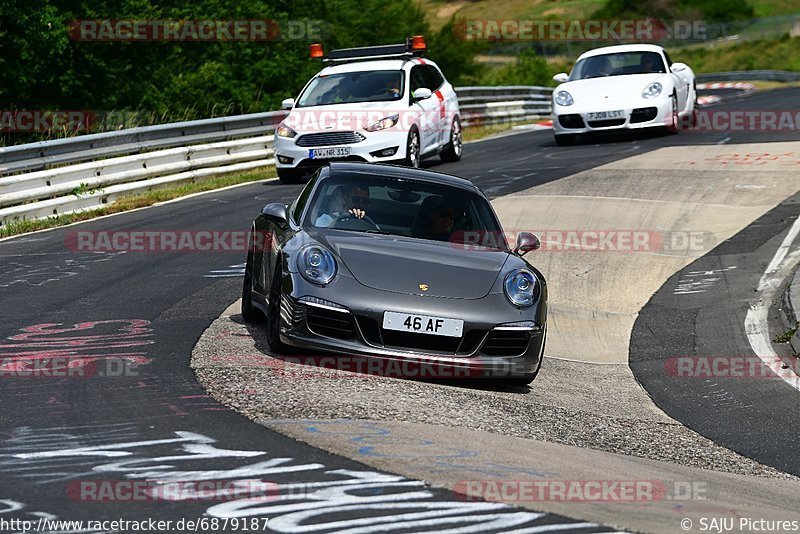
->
266, 262, 292, 354
666, 93, 679, 133
241, 247, 263, 323
554, 134, 577, 146
440, 117, 462, 163
689, 84, 699, 128
404, 129, 420, 168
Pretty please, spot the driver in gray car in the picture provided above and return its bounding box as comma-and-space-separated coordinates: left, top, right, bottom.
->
314, 185, 369, 227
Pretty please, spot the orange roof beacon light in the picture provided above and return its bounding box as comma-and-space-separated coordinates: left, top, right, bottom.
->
324, 37, 427, 63
410, 35, 426, 52
310, 43, 324, 59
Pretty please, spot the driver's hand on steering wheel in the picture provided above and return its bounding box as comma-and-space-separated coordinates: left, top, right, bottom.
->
348, 208, 366, 219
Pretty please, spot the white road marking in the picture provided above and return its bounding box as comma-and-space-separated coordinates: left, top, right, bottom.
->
744, 214, 800, 391
205, 263, 246, 278
673, 267, 736, 295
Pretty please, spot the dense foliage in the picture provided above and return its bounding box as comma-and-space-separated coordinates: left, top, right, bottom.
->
0, 0, 779, 142
0, 0, 485, 124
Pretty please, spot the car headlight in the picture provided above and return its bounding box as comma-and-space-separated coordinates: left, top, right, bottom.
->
642, 82, 662, 99
554, 91, 574, 107
503, 269, 538, 307
364, 114, 399, 132
297, 245, 337, 285
276, 122, 297, 138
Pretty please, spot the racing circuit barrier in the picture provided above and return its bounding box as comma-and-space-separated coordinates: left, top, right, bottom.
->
697, 70, 800, 83
455, 86, 553, 127
0, 86, 553, 225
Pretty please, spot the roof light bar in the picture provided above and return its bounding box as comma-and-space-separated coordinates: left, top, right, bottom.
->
319, 36, 427, 63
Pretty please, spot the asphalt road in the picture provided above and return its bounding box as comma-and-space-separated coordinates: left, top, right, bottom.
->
630, 191, 800, 475
1, 85, 799, 531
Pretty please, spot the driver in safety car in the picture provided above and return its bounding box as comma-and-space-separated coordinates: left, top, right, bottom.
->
314, 185, 370, 227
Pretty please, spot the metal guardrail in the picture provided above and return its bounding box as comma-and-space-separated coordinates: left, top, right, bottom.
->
697, 70, 800, 83
0, 111, 288, 175
0, 86, 553, 225
456, 86, 552, 127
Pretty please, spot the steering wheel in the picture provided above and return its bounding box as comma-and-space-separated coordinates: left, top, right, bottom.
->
335, 213, 381, 231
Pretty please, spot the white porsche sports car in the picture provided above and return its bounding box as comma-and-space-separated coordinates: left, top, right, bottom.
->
551, 44, 697, 145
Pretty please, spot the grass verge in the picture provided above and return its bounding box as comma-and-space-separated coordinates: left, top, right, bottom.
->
0, 167, 276, 240
775, 323, 799, 343
463, 118, 551, 142
671, 35, 800, 73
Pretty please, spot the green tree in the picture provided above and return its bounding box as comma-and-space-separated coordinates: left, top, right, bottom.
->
482, 49, 552, 86
427, 17, 487, 84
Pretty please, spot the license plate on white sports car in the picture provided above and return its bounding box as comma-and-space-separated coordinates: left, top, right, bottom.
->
309, 147, 351, 159
383, 311, 464, 337
587, 110, 625, 120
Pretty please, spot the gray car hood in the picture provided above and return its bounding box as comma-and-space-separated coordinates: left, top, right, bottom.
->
320, 232, 510, 299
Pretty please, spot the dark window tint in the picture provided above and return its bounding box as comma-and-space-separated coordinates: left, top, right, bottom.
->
410, 66, 427, 92
304, 172, 507, 248
423, 66, 444, 90
571, 51, 667, 79
296, 70, 404, 107
291, 170, 320, 224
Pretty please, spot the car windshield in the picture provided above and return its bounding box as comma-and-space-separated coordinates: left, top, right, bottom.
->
570, 51, 667, 80
296, 70, 405, 107
304, 173, 509, 250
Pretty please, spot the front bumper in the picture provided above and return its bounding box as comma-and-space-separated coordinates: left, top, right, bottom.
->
552, 98, 672, 135
276, 272, 546, 379
274, 130, 409, 174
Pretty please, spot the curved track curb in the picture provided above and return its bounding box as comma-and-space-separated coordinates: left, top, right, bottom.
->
780, 268, 800, 354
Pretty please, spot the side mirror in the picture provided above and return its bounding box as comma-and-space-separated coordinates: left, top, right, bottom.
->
552, 73, 569, 83
261, 203, 288, 226
411, 88, 432, 102
281, 98, 295, 110
514, 232, 540, 256
670, 63, 687, 73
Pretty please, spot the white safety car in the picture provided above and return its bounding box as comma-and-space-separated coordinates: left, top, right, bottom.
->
551, 44, 697, 145
274, 36, 462, 183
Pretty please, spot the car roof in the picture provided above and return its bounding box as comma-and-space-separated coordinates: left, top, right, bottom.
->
577, 44, 665, 60
318, 58, 434, 75
326, 162, 480, 193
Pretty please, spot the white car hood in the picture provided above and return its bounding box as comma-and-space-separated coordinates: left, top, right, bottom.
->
284, 101, 401, 133
557, 73, 669, 104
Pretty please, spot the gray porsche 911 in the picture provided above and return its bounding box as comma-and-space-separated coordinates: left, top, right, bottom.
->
241, 162, 547, 384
